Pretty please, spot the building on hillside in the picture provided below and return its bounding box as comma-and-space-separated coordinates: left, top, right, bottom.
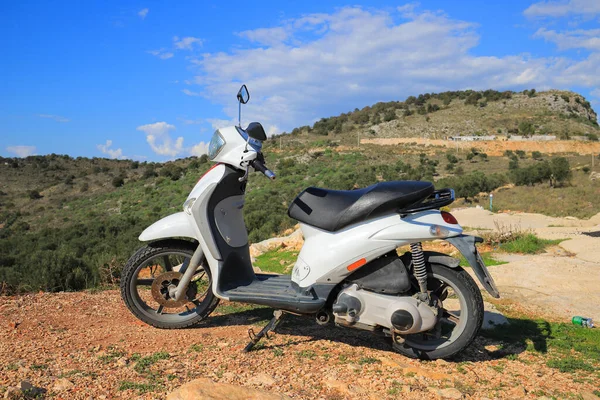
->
448, 135, 496, 141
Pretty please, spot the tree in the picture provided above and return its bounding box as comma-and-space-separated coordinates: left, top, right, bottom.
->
550, 157, 571, 187
383, 110, 397, 122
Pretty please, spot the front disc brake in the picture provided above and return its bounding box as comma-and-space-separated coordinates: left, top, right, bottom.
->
150, 271, 190, 308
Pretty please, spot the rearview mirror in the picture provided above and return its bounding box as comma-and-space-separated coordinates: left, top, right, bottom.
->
237, 85, 250, 104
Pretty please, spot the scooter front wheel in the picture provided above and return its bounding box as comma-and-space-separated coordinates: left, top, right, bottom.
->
120, 240, 220, 329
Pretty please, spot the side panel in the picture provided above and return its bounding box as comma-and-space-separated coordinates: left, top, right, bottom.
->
138, 212, 197, 242
292, 210, 463, 288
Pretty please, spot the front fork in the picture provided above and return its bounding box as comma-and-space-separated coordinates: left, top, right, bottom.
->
169, 245, 204, 301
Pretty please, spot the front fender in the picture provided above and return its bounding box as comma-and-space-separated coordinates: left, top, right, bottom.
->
139, 212, 198, 242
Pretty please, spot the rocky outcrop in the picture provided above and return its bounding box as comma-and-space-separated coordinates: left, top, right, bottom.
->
249, 226, 304, 258
167, 378, 291, 400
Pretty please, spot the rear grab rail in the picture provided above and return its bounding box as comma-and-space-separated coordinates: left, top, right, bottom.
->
398, 188, 455, 214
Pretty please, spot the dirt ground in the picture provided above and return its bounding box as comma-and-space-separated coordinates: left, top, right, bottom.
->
453, 208, 600, 323
1, 208, 599, 399
0, 291, 598, 400
361, 138, 600, 157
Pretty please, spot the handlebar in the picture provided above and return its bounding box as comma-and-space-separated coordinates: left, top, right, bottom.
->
250, 158, 276, 180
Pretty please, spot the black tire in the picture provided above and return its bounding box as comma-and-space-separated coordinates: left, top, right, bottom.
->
120, 240, 220, 329
392, 263, 484, 360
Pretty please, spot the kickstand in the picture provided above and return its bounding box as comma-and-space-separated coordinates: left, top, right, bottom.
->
243, 310, 284, 352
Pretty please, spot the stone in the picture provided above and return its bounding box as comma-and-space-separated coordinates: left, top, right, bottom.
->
18, 381, 45, 397
248, 373, 275, 386
52, 378, 74, 392
116, 357, 128, 367
3, 387, 21, 400
167, 378, 291, 400
323, 379, 349, 394
428, 387, 463, 399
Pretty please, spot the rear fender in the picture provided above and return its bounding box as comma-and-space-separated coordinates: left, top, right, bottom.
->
446, 234, 500, 298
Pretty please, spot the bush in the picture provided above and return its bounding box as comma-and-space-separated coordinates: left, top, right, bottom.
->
28, 190, 42, 200
518, 121, 535, 136
561, 94, 570, 103
516, 150, 526, 159
383, 110, 397, 122
446, 153, 459, 164
532, 151, 543, 160
142, 167, 157, 179
112, 176, 125, 188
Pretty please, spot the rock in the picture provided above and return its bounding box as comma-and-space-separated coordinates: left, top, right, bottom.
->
323, 379, 349, 394
248, 373, 275, 386
249, 228, 304, 257
429, 387, 463, 399
590, 171, 600, 181
167, 378, 291, 400
507, 386, 526, 398
3, 387, 21, 400
116, 357, 128, 367
18, 381, 45, 397
52, 378, 74, 392
581, 392, 600, 400
346, 363, 361, 371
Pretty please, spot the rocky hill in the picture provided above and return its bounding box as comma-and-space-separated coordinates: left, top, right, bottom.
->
279, 89, 598, 143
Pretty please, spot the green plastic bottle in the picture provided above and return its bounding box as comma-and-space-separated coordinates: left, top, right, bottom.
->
572, 316, 594, 328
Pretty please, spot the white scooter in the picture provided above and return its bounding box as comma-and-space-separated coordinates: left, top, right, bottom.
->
121, 85, 499, 359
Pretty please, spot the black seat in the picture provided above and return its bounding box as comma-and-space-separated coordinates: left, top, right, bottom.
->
288, 181, 435, 232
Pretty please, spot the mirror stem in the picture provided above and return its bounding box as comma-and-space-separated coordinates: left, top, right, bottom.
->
238, 101, 241, 127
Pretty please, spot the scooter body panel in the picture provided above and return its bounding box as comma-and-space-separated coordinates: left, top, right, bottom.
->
292, 211, 463, 288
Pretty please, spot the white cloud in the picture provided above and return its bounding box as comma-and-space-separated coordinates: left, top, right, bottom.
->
6, 145, 36, 158
136, 122, 184, 157
535, 27, 600, 51
97, 140, 124, 159
138, 8, 149, 19
147, 49, 174, 60
182, 89, 201, 96
190, 142, 208, 156
38, 114, 69, 123
524, 0, 600, 18
173, 36, 202, 50
238, 27, 290, 47
207, 118, 236, 130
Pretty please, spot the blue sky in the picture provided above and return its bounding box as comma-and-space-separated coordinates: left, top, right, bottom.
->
1, 0, 599, 160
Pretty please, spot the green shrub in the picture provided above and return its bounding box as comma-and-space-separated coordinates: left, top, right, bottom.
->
112, 176, 125, 188
28, 190, 42, 199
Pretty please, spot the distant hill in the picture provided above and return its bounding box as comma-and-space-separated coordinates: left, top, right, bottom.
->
277, 89, 598, 142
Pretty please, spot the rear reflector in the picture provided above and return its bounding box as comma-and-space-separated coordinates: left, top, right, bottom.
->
441, 211, 458, 225
347, 258, 366, 272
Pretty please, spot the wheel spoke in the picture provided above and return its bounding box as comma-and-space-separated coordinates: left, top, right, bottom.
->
163, 256, 173, 272
442, 309, 460, 324
156, 305, 164, 315
136, 279, 154, 286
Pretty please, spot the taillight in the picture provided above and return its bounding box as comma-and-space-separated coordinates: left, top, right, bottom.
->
441, 211, 458, 225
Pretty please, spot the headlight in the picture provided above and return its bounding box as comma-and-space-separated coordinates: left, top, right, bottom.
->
208, 130, 225, 160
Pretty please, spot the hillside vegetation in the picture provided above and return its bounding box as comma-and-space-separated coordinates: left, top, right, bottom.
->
1, 88, 599, 293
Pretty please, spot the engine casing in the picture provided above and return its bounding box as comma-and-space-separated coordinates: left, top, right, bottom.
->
332, 284, 438, 334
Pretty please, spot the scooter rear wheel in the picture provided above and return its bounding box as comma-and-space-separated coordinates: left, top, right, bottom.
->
120, 240, 220, 329
392, 263, 484, 360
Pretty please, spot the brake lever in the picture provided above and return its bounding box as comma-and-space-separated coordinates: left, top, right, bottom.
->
239, 163, 250, 182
